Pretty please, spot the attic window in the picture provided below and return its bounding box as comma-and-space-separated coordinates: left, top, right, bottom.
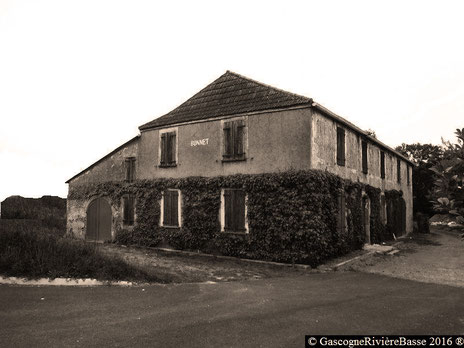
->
223, 120, 246, 161
160, 130, 177, 167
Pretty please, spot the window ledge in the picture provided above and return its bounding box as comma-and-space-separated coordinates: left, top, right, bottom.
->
159, 164, 177, 168
161, 225, 181, 229
222, 230, 248, 235
222, 157, 247, 163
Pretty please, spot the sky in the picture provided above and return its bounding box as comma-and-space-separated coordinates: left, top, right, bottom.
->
1, 0, 463, 201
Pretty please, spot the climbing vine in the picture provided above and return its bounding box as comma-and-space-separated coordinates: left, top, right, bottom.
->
69, 170, 404, 267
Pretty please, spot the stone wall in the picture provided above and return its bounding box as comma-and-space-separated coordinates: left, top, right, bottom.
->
310, 109, 413, 234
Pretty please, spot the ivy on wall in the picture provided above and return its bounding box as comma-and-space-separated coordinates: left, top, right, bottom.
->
68, 170, 404, 267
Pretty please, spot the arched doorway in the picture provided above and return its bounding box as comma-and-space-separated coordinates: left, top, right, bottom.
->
362, 196, 371, 244
86, 197, 112, 242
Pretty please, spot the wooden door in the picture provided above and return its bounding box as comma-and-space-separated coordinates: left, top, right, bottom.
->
86, 198, 112, 241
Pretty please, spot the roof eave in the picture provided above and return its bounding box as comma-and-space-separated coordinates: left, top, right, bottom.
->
311, 102, 415, 166
138, 102, 313, 132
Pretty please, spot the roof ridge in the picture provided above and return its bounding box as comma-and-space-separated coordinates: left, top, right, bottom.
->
225, 70, 312, 103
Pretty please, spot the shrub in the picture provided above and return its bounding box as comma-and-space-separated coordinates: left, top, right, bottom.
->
0, 229, 163, 282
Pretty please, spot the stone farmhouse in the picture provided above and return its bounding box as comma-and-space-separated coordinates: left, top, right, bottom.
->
66, 71, 413, 266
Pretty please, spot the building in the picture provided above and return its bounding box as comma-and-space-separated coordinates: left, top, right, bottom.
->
66, 71, 413, 265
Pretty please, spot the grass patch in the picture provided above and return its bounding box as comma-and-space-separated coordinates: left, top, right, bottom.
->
0, 229, 168, 283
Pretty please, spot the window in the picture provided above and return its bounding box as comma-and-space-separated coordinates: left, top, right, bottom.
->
160, 131, 177, 167
337, 192, 346, 234
380, 151, 385, 179
123, 195, 135, 225
125, 157, 136, 182
222, 189, 247, 233
397, 159, 401, 183
161, 190, 181, 227
223, 120, 245, 161
362, 140, 368, 174
336, 127, 345, 166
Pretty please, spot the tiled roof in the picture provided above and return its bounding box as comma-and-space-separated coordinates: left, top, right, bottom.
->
139, 71, 312, 130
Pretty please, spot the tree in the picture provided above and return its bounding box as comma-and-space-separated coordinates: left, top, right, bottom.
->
430, 128, 464, 225
395, 143, 443, 216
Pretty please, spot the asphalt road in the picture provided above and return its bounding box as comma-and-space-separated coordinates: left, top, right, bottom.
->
1, 272, 463, 347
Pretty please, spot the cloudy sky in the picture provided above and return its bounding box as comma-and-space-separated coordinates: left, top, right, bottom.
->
1, 0, 463, 201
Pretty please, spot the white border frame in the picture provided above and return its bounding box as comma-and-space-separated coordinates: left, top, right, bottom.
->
158, 126, 179, 166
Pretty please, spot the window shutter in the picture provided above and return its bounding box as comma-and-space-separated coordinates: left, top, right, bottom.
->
337, 193, 345, 234
125, 158, 131, 182
160, 133, 167, 165
223, 122, 232, 158
234, 190, 246, 231
362, 141, 368, 174
235, 120, 245, 156
131, 158, 136, 181
123, 196, 129, 224
337, 127, 345, 166
167, 132, 176, 165
163, 191, 170, 226
224, 190, 233, 230
128, 196, 134, 224
171, 190, 179, 226
380, 151, 385, 179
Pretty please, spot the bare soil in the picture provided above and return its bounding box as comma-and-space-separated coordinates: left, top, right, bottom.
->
99, 244, 309, 283
347, 226, 464, 288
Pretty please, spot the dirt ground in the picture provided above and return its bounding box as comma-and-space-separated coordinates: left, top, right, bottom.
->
99, 225, 463, 287
99, 244, 308, 283
348, 225, 464, 288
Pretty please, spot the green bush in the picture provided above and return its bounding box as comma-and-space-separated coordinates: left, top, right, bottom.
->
0, 229, 163, 282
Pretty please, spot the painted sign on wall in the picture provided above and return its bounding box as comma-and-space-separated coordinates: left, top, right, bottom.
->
191, 138, 209, 147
